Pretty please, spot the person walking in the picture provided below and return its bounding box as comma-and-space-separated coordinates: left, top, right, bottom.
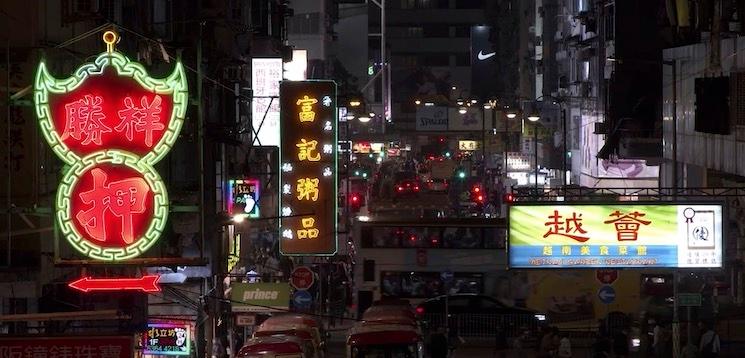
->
557, 331, 572, 358
699, 322, 720, 358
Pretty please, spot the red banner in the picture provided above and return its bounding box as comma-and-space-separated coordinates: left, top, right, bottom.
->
0, 336, 133, 358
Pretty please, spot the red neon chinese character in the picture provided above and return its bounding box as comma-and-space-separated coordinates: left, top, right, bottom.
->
116, 95, 164, 147
76, 168, 150, 244
543, 210, 590, 242
62, 95, 110, 145
603, 210, 651, 241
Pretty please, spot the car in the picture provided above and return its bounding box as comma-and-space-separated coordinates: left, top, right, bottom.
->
414, 294, 546, 340
392, 171, 420, 201
425, 178, 448, 192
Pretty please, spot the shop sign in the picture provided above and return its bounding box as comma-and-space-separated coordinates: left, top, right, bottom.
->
142, 322, 191, 356
509, 203, 723, 268
279, 81, 338, 256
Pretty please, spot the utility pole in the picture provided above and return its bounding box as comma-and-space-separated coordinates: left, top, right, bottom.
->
368, 0, 387, 134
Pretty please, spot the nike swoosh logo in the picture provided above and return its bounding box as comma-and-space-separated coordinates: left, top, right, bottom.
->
478, 50, 496, 60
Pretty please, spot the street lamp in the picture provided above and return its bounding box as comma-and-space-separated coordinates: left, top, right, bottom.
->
505, 106, 518, 119
414, 99, 421, 105
357, 116, 371, 123
528, 111, 540, 193
456, 98, 464, 106
458, 107, 467, 114
349, 99, 362, 107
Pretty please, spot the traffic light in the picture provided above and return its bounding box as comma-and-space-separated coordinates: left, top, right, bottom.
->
471, 184, 485, 205
503, 193, 515, 204
349, 193, 362, 213
457, 169, 466, 179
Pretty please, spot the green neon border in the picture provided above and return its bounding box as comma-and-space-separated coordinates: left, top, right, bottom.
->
57, 150, 168, 261
34, 51, 188, 166
279, 80, 338, 257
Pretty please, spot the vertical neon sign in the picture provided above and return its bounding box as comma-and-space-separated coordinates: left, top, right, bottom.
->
34, 31, 188, 261
279, 81, 337, 256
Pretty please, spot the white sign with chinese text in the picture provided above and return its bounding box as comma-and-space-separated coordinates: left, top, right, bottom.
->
252, 58, 283, 147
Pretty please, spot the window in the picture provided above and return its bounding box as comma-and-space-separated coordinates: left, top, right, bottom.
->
604, 4, 615, 40
381, 271, 484, 298
455, 53, 471, 66
455, 0, 484, 9
423, 25, 449, 38
423, 55, 449, 67
363, 226, 505, 249
454, 25, 471, 38
287, 13, 321, 34
401, 0, 448, 9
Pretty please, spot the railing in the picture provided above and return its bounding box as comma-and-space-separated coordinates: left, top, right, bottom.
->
512, 186, 745, 201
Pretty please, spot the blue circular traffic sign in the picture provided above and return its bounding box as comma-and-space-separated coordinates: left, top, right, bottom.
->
598, 285, 616, 304
292, 290, 313, 310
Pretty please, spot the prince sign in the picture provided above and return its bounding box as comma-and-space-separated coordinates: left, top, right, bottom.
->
34, 31, 187, 261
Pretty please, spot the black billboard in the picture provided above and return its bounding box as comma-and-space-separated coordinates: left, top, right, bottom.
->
471, 25, 499, 100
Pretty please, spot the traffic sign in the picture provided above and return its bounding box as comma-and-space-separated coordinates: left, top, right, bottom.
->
235, 314, 256, 327
290, 266, 315, 290
441, 270, 454, 282
596, 269, 618, 285
292, 290, 313, 310
677, 293, 702, 307
598, 285, 616, 304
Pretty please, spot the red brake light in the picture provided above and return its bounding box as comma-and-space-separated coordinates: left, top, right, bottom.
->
409, 235, 416, 242
473, 186, 480, 193
351, 195, 359, 202
397, 186, 403, 191
415, 306, 425, 315
414, 186, 419, 191
477, 195, 483, 202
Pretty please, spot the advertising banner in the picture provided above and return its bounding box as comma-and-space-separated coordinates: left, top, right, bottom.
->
416, 106, 448, 131
509, 203, 723, 268
252, 58, 283, 147
142, 322, 191, 356
279, 81, 338, 256
448, 107, 483, 131
471, 26, 498, 99
231, 282, 291, 312
0, 336, 133, 357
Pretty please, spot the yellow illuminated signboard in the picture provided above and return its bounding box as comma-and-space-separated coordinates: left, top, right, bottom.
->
279, 81, 337, 255
509, 203, 723, 268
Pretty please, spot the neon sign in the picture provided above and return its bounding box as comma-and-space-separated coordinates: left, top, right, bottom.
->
227, 179, 260, 219
68, 275, 161, 293
34, 31, 187, 261
142, 323, 191, 356
279, 81, 337, 255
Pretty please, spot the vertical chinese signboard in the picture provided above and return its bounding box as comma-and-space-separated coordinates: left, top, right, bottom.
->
279, 81, 337, 256
508, 203, 723, 268
33, 31, 187, 261
252, 58, 283, 147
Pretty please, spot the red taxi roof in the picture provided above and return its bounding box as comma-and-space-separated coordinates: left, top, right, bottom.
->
362, 305, 415, 320
237, 335, 304, 356
348, 329, 420, 347
263, 314, 320, 328
254, 329, 313, 340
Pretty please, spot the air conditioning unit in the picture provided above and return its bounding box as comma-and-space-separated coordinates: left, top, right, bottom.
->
594, 122, 609, 134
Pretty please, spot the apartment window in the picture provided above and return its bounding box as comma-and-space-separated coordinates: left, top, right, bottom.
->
287, 13, 321, 34
455, 53, 470, 66
423, 55, 449, 66
604, 4, 615, 40
423, 25, 449, 37
455, 0, 484, 9
401, 0, 448, 9
407, 26, 424, 37
454, 25, 471, 38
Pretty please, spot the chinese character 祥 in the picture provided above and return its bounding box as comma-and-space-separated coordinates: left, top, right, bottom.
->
543, 210, 590, 242
603, 210, 651, 241
76, 168, 150, 244
63, 95, 110, 145
296, 177, 319, 201
116, 95, 165, 147
296, 138, 321, 161
297, 217, 319, 239
296, 95, 318, 122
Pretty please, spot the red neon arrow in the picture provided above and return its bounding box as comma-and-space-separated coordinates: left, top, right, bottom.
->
68, 275, 161, 293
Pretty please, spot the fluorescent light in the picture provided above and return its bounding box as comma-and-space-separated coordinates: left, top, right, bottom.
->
424, 102, 435, 106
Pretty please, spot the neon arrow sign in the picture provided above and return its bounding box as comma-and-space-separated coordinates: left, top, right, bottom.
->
68, 275, 161, 293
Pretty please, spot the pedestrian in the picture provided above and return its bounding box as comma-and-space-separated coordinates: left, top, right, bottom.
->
612, 328, 629, 358
699, 322, 720, 358
557, 330, 572, 358
538, 326, 555, 358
